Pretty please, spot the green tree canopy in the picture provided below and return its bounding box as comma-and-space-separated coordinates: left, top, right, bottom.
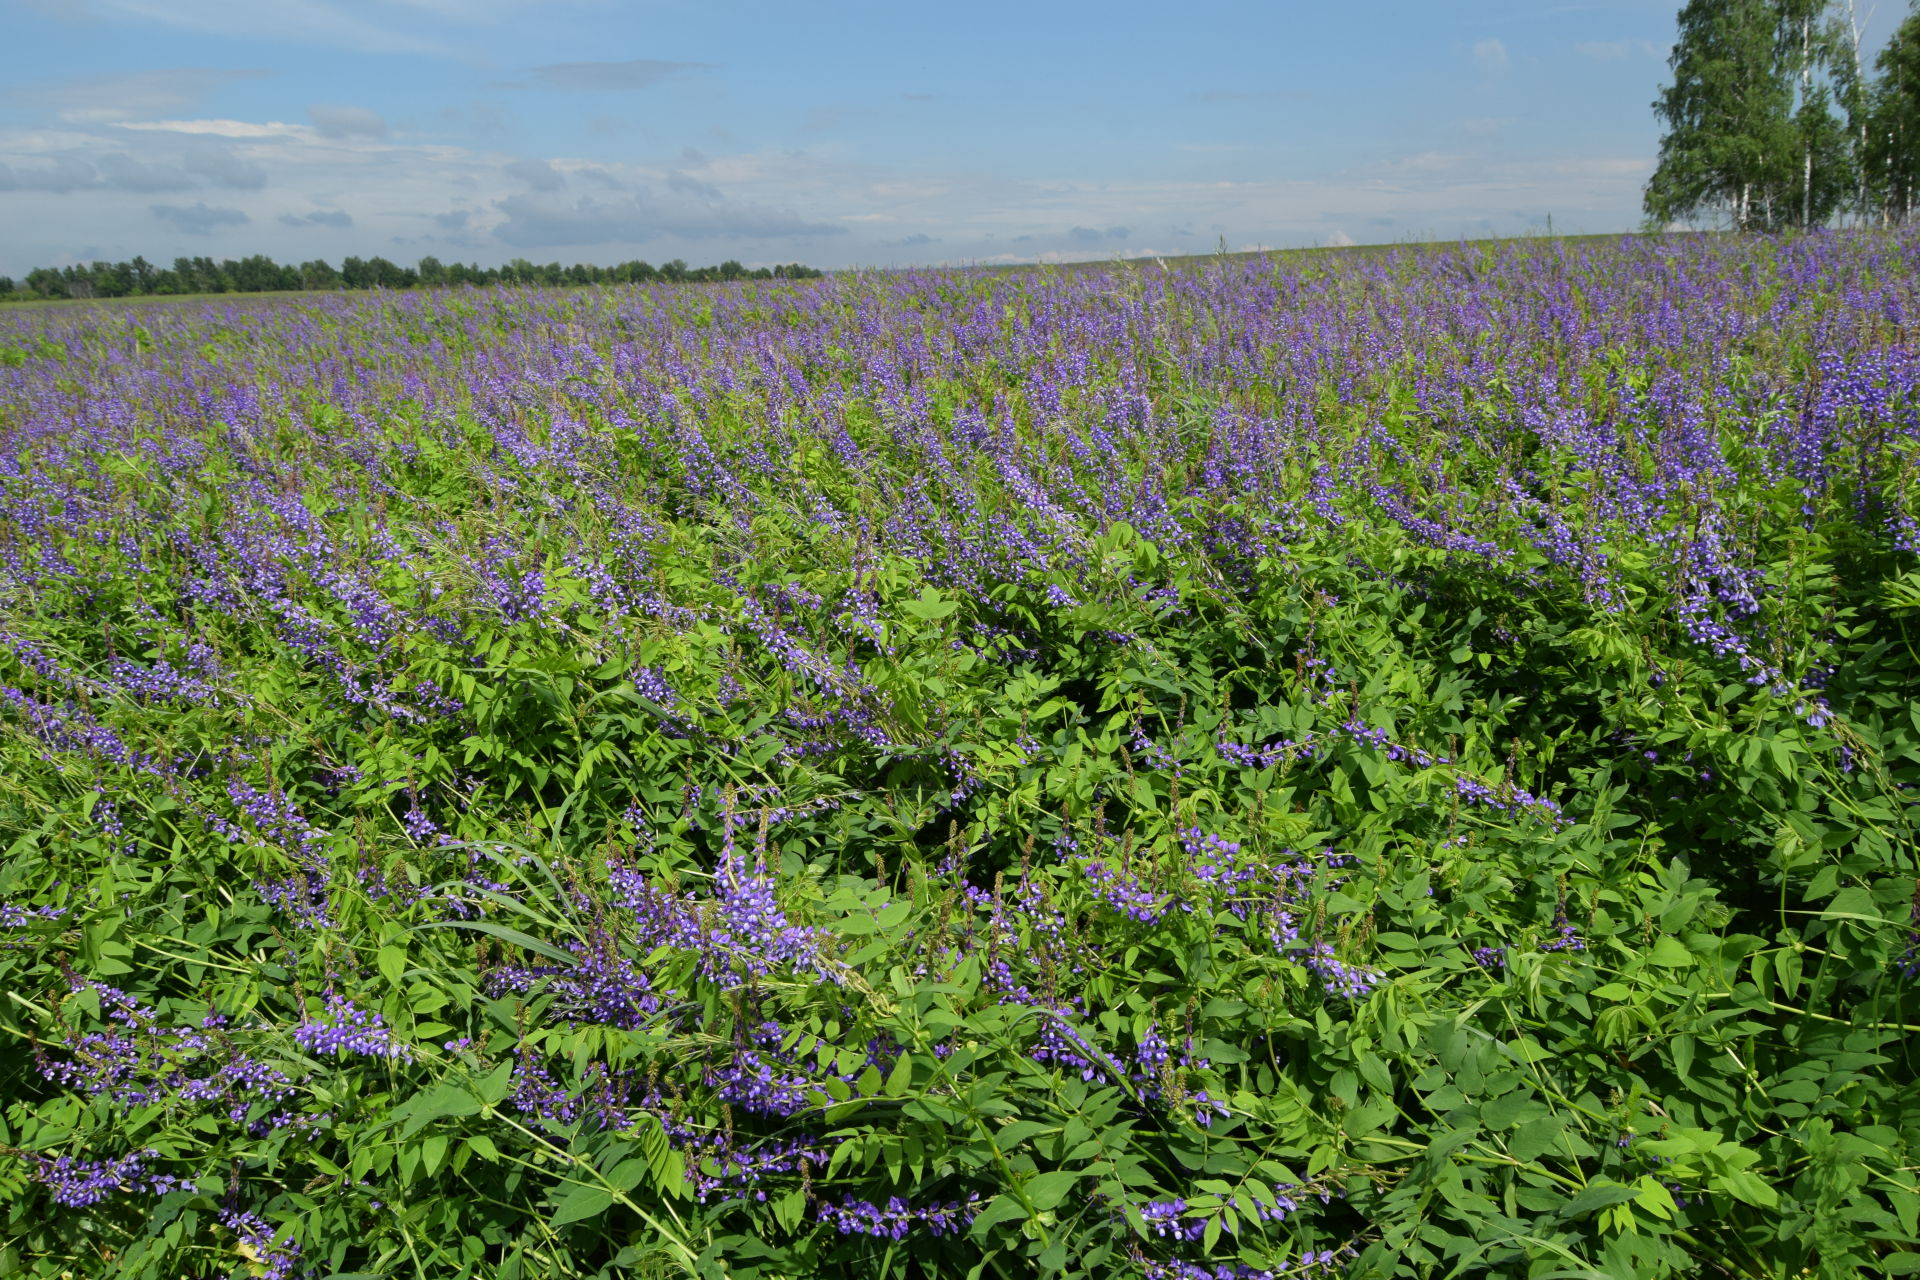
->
1869, 2, 1920, 222
2, 252, 824, 303
1648, 0, 1798, 229
1645, 0, 1863, 230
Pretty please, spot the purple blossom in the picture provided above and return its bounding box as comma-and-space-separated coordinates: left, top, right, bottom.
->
293, 995, 411, 1061
1139, 1246, 1354, 1280
1297, 941, 1382, 1000
219, 1205, 307, 1280
1541, 899, 1587, 953
22, 1149, 183, 1207
0, 900, 65, 928
818, 1193, 980, 1238
1141, 1198, 1207, 1241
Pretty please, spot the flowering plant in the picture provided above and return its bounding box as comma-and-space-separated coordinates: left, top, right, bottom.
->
1, 232, 1919, 1278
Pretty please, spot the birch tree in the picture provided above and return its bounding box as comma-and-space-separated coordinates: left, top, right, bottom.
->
1647, 0, 1853, 229
1646, 0, 1796, 229
1869, 2, 1920, 221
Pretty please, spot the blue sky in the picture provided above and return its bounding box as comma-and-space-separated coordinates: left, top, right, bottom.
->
0, 0, 1905, 276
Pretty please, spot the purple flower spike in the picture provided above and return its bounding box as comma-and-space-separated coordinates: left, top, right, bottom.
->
293, 995, 411, 1061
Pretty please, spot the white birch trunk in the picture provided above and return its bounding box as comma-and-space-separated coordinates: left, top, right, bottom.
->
1845, 0, 1868, 222
1803, 13, 1814, 228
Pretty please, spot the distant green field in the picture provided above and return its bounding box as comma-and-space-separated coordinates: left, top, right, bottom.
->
1, 231, 1651, 312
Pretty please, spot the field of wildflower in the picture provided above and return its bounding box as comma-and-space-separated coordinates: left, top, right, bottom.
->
2, 231, 1919, 1280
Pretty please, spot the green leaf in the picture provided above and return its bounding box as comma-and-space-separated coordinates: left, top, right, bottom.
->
415, 919, 577, 965
474, 1061, 514, 1106
1510, 1115, 1567, 1162
606, 1158, 652, 1193
550, 1181, 614, 1228
1717, 1170, 1778, 1208
1672, 1034, 1696, 1081
1483, 1091, 1544, 1130
969, 1193, 1030, 1237
884, 1054, 915, 1098
1634, 1175, 1677, 1221
1023, 1170, 1081, 1211
1648, 936, 1692, 967
397, 1084, 482, 1137
772, 1188, 807, 1232
902, 587, 959, 620
1557, 1181, 1640, 1219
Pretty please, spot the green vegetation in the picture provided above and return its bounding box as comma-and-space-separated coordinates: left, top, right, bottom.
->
1647, 0, 1920, 228
2, 231, 1919, 1279
0, 254, 824, 304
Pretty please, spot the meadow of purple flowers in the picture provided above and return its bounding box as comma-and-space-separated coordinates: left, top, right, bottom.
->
1, 232, 1918, 1279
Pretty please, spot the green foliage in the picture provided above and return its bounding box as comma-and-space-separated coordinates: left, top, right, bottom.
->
1870, 3, 1920, 223
0, 235, 1916, 1280
1646, 0, 1871, 230
2, 254, 824, 303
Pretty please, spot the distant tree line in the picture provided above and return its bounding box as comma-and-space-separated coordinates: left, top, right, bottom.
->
0, 254, 825, 303
1647, 0, 1920, 229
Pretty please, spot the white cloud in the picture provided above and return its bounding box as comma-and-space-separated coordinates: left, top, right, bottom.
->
0, 157, 101, 193
504, 158, 566, 191
279, 208, 353, 227
868, 180, 950, 200
151, 201, 250, 234
0, 140, 264, 194
491, 191, 845, 247
5, 68, 270, 124
184, 149, 268, 188
95, 154, 197, 192
1472, 39, 1510, 73
666, 169, 722, 200
1325, 228, 1355, 247
0, 103, 1655, 276
308, 105, 388, 139
116, 119, 314, 139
